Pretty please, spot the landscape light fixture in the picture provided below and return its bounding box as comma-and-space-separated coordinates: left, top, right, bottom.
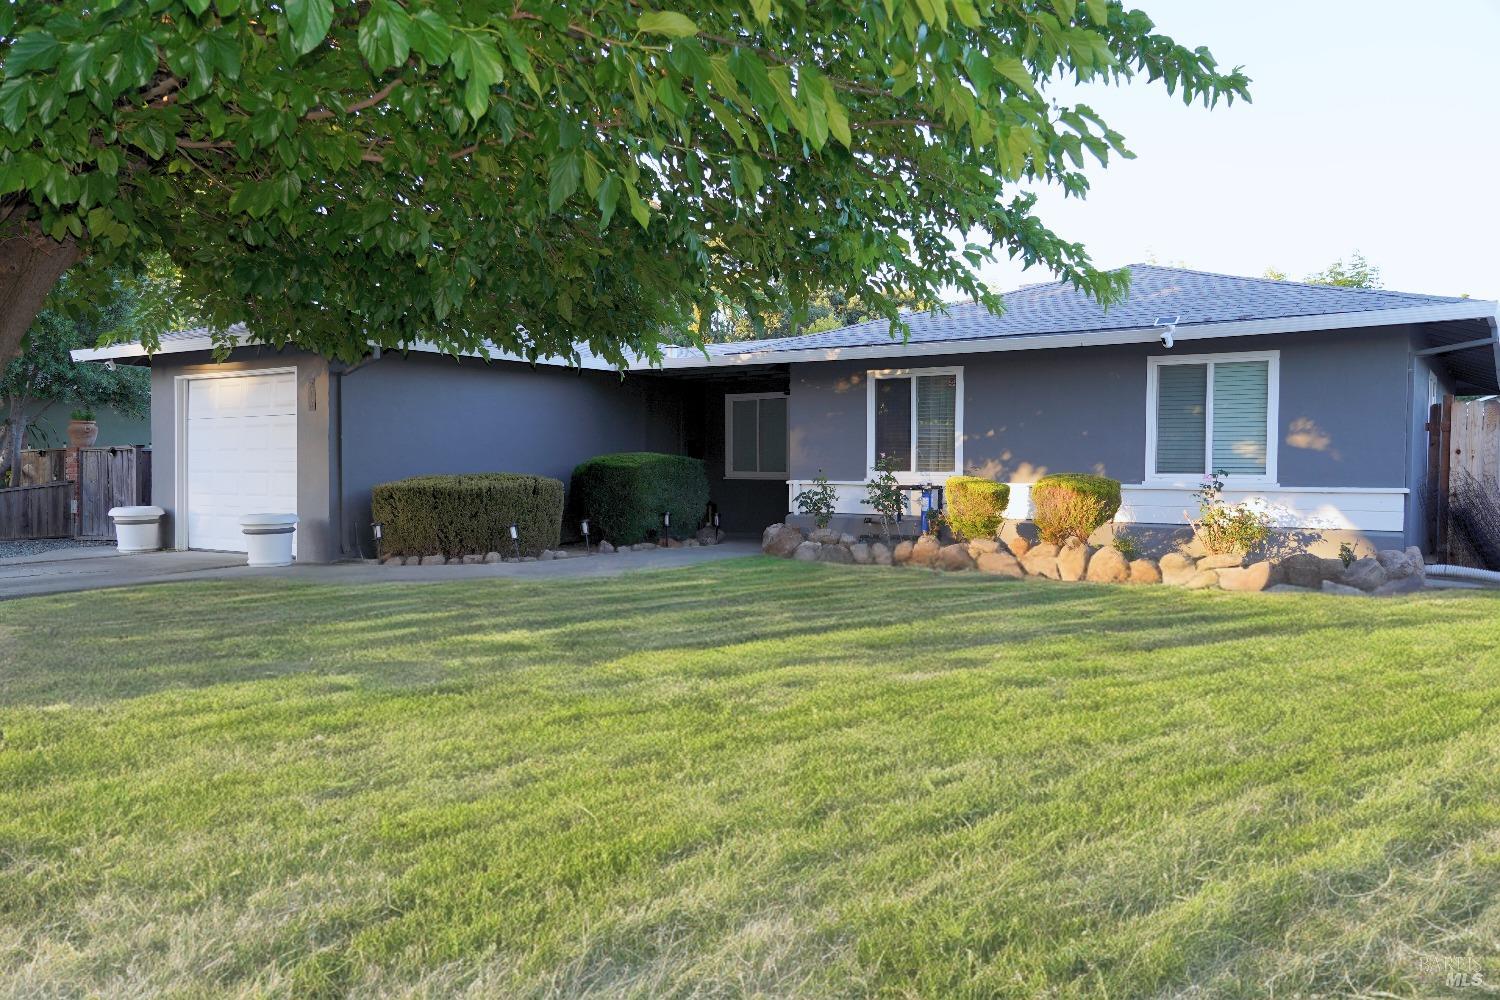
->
661, 510, 671, 546
581, 518, 591, 555
508, 523, 521, 559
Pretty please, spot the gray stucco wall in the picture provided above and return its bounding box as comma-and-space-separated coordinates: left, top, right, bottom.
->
790, 326, 1416, 490
337, 353, 686, 556
149, 347, 336, 563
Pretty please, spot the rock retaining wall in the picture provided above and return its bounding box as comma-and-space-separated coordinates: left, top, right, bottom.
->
760, 524, 1427, 595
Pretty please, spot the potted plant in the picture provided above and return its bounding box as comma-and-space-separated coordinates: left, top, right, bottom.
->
67, 409, 98, 448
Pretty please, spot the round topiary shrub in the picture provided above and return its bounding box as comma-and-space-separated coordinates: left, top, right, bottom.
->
569, 452, 709, 546
1030, 473, 1122, 545
371, 473, 564, 558
944, 476, 1011, 541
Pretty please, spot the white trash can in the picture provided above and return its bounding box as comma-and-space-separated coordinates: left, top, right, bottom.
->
240, 513, 299, 567
108, 505, 165, 553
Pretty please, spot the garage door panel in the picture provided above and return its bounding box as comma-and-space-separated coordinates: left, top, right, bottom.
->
185, 373, 298, 553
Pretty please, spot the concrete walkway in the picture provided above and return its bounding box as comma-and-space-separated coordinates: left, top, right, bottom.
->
0, 541, 763, 601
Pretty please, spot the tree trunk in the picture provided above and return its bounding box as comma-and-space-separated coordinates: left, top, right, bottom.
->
2, 395, 24, 486
0, 220, 79, 373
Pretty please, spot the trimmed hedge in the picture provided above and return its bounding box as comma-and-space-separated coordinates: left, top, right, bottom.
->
1031, 473, 1122, 545
570, 452, 709, 546
944, 476, 1011, 541
371, 473, 563, 558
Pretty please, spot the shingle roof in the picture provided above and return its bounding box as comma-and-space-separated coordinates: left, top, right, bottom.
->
700, 264, 1472, 355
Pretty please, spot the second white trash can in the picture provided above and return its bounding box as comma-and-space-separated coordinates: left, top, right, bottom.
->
240, 513, 299, 567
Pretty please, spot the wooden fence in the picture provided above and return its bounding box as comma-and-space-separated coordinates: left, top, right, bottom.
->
1429, 397, 1500, 566
19, 449, 66, 486
0, 481, 73, 540
78, 446, 151, 541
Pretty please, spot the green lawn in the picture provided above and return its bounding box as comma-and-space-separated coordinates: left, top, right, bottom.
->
3, 559, 1500, 998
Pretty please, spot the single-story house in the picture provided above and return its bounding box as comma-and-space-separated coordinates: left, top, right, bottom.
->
73, 265, 1500, 562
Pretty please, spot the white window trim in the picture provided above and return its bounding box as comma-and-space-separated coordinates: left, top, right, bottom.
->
866, 366, 965, 484
1144, 349, 1280, 488
723, 391, 790, 480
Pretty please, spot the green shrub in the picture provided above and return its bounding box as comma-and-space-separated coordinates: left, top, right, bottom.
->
794, 471, 839, 530
569, 452, 709, 546
944, 476, 1010, 541
1031, 473, 1122, 545
371, 473, 563, 558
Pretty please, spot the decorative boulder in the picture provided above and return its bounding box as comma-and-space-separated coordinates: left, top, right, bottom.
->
936, 543, 976, 571
909, 535, 942, 567
1084, 546, 1130, 583
1185, 569, 1220, 589
420, 554, 446, 566
764, 525, 807, 558
1159, 552, 1197, 586
1341, 556, 1388, 592
597, 541, 615, 554
1197, 553, 1245, 570
849, 542, 872, 565
892, 540, 915, 564
1128, 558, 1162, 585
695, 527, 721, 546
1321, 580, 1364, 596
1217, 560, 1276, 592
1373, 575, 1425, 596
816, 544, 854, 564
809, 527, 843, 545
1007, 533, 1032, 558
1405, 546, 1426, 577
1056, 538, 1091, 581
967, 538, 1003, 557
839, 532, 858, 546
870, 541, 894, 566
484, 551, 503, 563
793, 541, 821, 561
1278, 552, 1324, 589
461, 553, 485, 565
1376, 548, 1418, 580
1021, 542, 1061, 579
977, 551, 1026, 578
762, 523, 783, 548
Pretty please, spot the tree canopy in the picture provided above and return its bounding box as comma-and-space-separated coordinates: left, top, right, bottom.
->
1264, 251, 1382, 290
0, 1, 1248, 370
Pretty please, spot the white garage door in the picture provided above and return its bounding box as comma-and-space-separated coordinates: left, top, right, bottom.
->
184, 371, 298, 552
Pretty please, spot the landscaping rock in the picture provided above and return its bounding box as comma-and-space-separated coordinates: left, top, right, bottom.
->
936, 543, 976, 571
1278, 552, 1324, 589
684, 539, 699, 547
1021, 543, 1061, 579
977, 551, 1025, 578
849, 542, 872, 565
1007, 533, 1032, 558
793, 541, 820, 562
816, 544, 854, 564
909, 535, 942, 567
1185, 569, 1220, 589
695, 527, 721, 546
967, 538, 1002, 557
763, 524, 806, 558
1197, 553, 1244, 570
461, 553, 484, 565
892, 540, 915, 564
1406, 546, 1426, 576
1341, 556, 1388, 592
1373, 576, 1426, 596
870, 541, 893, 566
809, 527, 843, 545
1128, 558, 1162, 585
484, 551, 503, 564
1375, 548, 1419, 580
1319, 557, 1347, 580
598, 541, 614, 554
420, 554, 445, 566
839, 532, 858, 546
1216, 560, 1275, 592
1085, 546, 1129, 584
1056, 538, 1091, 581
1266, 584, 1316, 593
762, 523, 783, 548
1159, 552, 1197, 586
1321, 580, 1364, 596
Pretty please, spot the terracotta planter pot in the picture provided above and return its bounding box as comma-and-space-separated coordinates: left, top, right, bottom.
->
67, 420, 98, 448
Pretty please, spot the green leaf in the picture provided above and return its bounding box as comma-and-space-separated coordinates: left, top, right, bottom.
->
821, 82, 851, 148
749, 0, 772, 23
596, 173, 621, 229
1085, 0, 1110, 24
284, 0, 334, 56
358, 0, 412, 74
0, 78, 31, 131
547, 151, 581, 212
452, 33, 504, 120
7, 31, 61, 75
58, 43, 96, 94
637, 11, 699, 38
184, 0, 212, 15
408, 9, 453, 64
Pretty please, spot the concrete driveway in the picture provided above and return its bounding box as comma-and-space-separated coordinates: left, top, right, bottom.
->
0, 541, 763, 600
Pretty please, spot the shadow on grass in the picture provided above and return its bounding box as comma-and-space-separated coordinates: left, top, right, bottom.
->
2, 557, 1497, 709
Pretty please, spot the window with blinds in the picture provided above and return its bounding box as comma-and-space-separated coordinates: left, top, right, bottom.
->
871, 369, 961, 475
1152, 356, 1273, 479
725, 394, 789, 479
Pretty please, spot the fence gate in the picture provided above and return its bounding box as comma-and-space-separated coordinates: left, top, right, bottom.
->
78, 446, 151, 541
1429, 397, 1500, 567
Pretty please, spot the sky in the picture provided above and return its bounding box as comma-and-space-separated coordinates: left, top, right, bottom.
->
973, 0, 1500, 301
